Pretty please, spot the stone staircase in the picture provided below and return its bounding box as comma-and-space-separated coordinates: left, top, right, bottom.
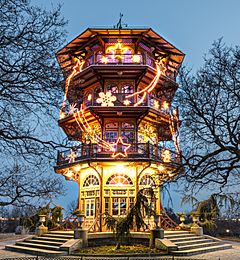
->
5, 231, 74, 257
164, 230, 232, 256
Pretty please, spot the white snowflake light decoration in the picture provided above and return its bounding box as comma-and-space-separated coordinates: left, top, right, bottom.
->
96, 92, 116, 107
68, 103, 77, 115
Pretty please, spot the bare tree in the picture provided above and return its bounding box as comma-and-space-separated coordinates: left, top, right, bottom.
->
177, 39, 240, 193
0, 0, 67, 207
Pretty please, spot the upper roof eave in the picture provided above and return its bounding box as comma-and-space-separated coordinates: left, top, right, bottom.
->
56, 27, 184, 55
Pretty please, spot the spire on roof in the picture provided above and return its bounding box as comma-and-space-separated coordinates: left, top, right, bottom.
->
114, 13, 127, 29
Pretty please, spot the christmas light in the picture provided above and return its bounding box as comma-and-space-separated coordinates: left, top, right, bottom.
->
132, 54, 141, 63
123, 99, 131, 106
110, 137, 131, 158
100, 56, 109, 64
154, 100, 160, 109
162, 149, 171, 163
88, 94, 92, 101
106, 39, 130, 62
96, 92, 117, 107
68, 103, 77, 115
67, 149, 77, 163
124, 60, 166, 107
162, 101, 169, 110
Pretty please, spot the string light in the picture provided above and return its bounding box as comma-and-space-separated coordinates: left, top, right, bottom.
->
124, 60, 167, 107
110, 137, 131, 158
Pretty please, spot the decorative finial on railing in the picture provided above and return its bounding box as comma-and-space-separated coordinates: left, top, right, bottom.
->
114, 13, 127, 29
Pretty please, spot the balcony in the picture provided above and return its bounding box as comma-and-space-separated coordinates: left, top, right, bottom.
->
61, 93, 174, 122
56, 142, 181, 168
80, 53, 176, 80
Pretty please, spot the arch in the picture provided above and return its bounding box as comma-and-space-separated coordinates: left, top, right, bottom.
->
139, 175, 155, 187
106, 174, 133, 185
83, 175, 99, 187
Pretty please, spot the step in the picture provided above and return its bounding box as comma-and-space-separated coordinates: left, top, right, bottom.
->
164, 231, 190, 235
5, 245, 67, 257
175, 238, 214, 246
169, 236, 202, 242
16, 241, 60, 250
178, 241, 219, 250
24, 239, 63, 246
48, 231, 74, 235
43, 233, 74, 239
171, 243, 232, 256
165, 233, 197, 239
32, 236, 69, 242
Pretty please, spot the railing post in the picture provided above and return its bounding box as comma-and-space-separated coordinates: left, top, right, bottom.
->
147, 141, 150, 158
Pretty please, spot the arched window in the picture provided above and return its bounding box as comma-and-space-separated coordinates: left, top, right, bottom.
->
106, 174, 133, 185
83, 175, 99, 187
139, 175, 155, 187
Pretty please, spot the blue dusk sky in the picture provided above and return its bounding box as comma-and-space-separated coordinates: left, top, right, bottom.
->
33, 0, 240, 212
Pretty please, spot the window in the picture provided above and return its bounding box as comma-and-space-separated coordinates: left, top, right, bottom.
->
112, 198, 127, 215
106, 174, 133, 185
139, 175, 155, 187
83, 175, 99, 187
86, 199, 95, 217
105, 198, 110, 213
122, 84, 133, 93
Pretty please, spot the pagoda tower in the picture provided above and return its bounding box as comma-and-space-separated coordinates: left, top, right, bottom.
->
55, 27, 185, 231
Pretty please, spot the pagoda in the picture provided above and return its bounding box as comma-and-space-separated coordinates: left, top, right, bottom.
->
54, 27, 185, 231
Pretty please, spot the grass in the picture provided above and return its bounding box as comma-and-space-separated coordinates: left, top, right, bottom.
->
75, 244, 166, 255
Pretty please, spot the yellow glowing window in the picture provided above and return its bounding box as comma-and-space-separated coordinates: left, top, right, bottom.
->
106, 174, 133, 185
83, 175, 99, 187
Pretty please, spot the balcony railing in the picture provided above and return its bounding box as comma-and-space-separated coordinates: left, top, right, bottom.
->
81, 53, 176, 79
56, 142, 181, 167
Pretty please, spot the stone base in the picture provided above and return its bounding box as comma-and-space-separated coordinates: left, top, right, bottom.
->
35, 225, 48, 236
191, 226, 203, 236
149, 228, 164, 248
74, 228, 88, 247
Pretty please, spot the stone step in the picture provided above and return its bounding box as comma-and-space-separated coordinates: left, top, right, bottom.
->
43, 233, 74, 239
48, 231, 74, 235
5, 245, 67, 257
178, 241, 219, 250
171, 243, 232, 256
32, 236, 69, 242
16, 241, 60, 250
164, 231, 190, 235
165, 233, 197, 239
169, 235, 204, 243
25, 239, 63, 246
175, 238, 214, 246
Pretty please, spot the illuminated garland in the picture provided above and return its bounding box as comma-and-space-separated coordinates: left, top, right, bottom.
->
60, 59, 85, 118
73, 107, 131, 158
124, 60, 167, 107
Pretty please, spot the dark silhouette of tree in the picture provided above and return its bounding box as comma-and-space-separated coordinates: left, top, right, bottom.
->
0, 0, 67, 207
104, 188, 156, 249
178, 39, 240, 194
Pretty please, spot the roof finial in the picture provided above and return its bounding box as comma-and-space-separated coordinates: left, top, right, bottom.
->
114, 13, 127, 29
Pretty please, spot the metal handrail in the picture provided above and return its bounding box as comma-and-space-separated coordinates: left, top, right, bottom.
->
57, 142, 181, 166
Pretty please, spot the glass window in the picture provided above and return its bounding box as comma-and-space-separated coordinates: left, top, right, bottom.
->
105, 131, 118, 143
105, 198, 109, 213
112, 198, 119, 215
122, 84, 133, 93
107, 84, 118, 93
106, 174, 133, 185
139, 175, 155, 187
83, 175, 99, 187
